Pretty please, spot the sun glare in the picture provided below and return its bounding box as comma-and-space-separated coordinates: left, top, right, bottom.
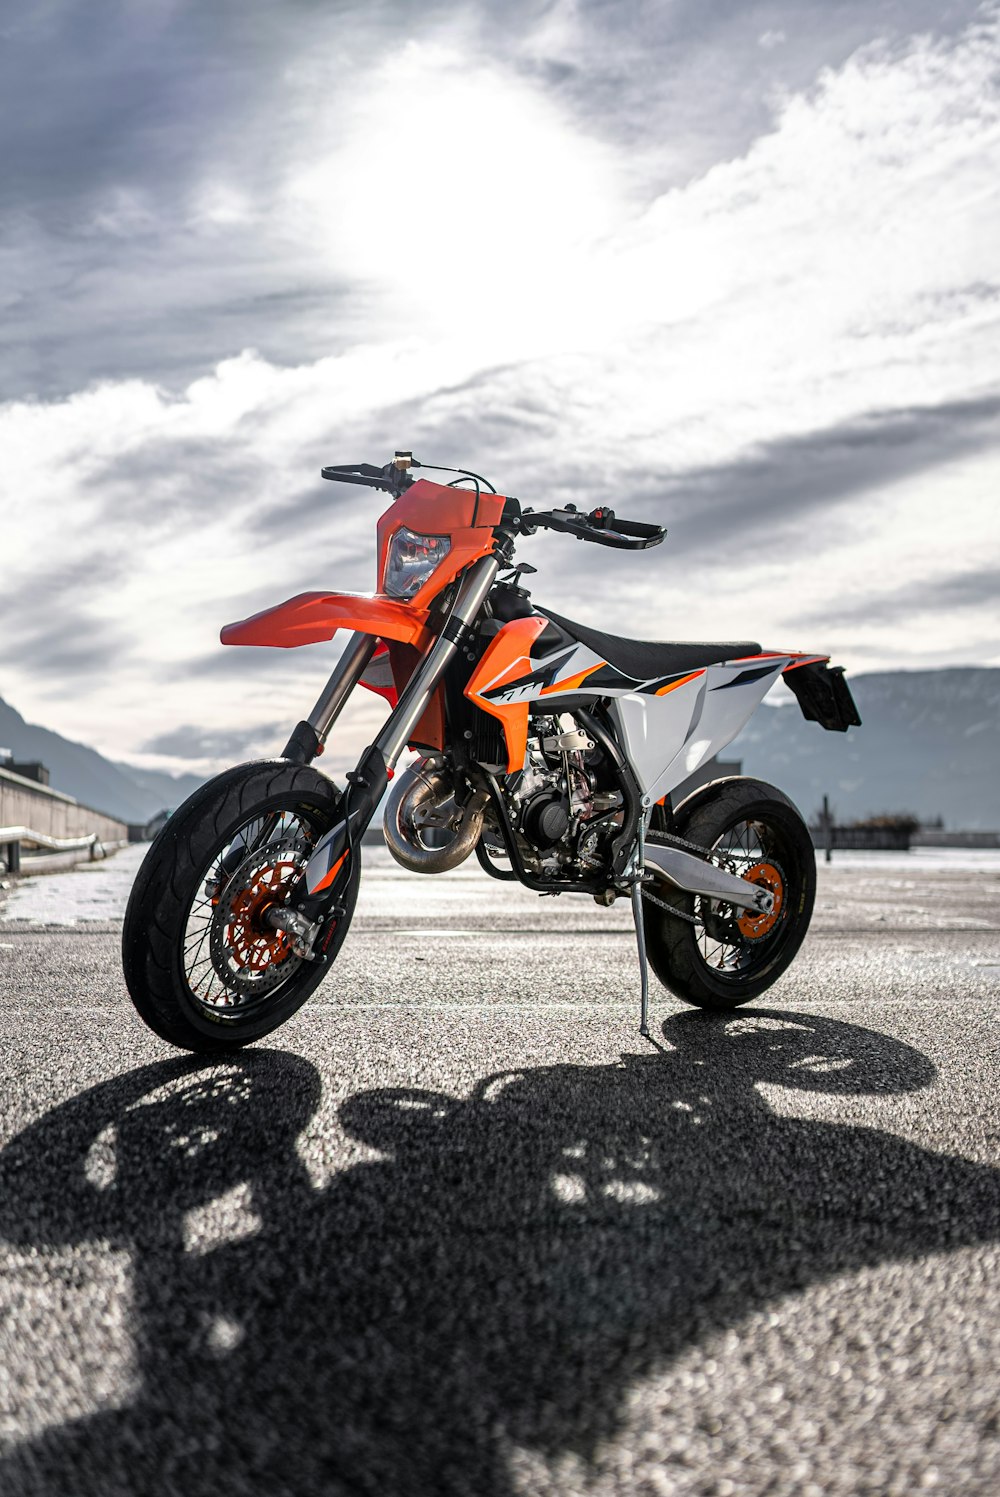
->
287, 43, 625, 352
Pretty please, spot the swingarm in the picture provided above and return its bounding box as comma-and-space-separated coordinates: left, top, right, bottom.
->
643, 843, 775, 916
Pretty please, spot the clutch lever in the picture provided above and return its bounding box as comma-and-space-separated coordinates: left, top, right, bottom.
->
320, 462, 413, 496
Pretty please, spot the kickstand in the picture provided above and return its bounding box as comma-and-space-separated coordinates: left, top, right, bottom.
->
630, 875, 651, 1039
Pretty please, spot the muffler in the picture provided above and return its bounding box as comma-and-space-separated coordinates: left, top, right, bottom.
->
382, 757, 488, 874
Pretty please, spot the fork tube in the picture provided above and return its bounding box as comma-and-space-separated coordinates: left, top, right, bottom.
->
297, 556, 499, 908
282, 632, 377, 763
375, 555, 499, 767
308, 633, 378, 739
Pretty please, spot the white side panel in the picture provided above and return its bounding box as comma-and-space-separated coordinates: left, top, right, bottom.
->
606, 680, 705, 793
610, 661, 788, 803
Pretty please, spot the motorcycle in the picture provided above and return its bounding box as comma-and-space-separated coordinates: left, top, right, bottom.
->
123, 453, 861, 1053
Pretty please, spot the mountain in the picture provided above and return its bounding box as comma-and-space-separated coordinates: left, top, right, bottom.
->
110, 762, 208, 817
729, 667, 1000, 829
3, 667, 998, 832
0, 694, 203, 826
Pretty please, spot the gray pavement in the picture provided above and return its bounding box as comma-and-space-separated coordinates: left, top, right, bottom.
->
0, 845, 998, 1495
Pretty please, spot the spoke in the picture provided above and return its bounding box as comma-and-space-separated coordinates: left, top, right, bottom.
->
691, 808, 797, 982
247, 813, 280, 855
184, 926, 212, 972
181, 807, 319, 1015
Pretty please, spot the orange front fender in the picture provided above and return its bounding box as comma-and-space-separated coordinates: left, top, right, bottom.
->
221, 591, 432, 650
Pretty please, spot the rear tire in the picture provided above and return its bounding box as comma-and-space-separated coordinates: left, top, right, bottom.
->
644, 777, 815, 1010
122, 760, 359, 1052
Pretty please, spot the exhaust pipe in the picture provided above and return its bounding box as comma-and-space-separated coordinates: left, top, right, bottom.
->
382, 758, 488, 874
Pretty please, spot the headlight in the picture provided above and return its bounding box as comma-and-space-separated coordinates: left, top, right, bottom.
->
384, 527, 452, 600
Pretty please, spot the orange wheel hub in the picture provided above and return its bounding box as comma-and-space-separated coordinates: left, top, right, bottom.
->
225, 860, 299, 972
737, 861, 785, 940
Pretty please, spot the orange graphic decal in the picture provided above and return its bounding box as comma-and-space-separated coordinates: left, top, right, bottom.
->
312, 849, 349, 895
655, 670, 705, 696
540, 663, 604, 696
781, 655, 830, 672
464, 616, 550, 772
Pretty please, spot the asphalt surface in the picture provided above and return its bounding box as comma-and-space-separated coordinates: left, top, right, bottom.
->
0, 844, 998, 1496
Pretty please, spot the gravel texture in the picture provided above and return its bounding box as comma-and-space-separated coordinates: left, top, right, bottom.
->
0, 845, 998, 1495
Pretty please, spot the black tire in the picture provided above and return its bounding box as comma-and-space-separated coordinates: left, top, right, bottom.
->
644, 777, 816, 1010
122, 760, 359, 1052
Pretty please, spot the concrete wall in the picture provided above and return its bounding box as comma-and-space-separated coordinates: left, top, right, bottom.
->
0, 765, 128, 862
810, 826, 911, 851
912, 829, 1000, 848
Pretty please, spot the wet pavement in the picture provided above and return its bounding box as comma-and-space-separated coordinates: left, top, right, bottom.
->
0, 844, 998, 1495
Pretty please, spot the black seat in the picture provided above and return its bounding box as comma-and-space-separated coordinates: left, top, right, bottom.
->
540, 609, 762, 682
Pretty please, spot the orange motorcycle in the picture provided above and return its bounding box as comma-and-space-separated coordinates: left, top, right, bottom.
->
123, 453, 859, 1052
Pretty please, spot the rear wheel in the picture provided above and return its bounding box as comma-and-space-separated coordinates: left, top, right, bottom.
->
122, 761, 359, 1052
643, 777, 815, 1010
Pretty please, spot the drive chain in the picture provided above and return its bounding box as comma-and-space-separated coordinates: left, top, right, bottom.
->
640, 883, 701, 925
644, 830, 715, 859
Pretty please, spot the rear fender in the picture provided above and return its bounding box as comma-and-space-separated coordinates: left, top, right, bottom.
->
670, 775, 802, 831
782, 660, 862, 732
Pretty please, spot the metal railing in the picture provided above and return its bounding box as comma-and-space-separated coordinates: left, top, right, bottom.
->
0, 764, 130, 877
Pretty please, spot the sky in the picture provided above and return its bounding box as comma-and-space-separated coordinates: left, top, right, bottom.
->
1, 0, 999, 780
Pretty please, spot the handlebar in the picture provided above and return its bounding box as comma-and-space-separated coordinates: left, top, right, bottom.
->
320, 457, 666, 550
517, 504, 665, 551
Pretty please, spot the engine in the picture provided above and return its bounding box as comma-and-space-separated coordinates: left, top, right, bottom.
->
489, 712, 624, 879
383, 710, 626, 883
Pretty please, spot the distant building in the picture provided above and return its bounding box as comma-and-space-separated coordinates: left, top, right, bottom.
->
143, 809, 172, 840
8, 761, 50, 786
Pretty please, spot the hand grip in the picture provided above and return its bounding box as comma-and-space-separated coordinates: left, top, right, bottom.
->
320, 463, 397, 494
523, 507, 665, 549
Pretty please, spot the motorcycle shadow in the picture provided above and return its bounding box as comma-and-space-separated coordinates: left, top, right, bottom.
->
0, 1011, 996, 1496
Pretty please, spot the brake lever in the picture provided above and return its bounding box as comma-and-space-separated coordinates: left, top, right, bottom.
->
523, 506, 665, 549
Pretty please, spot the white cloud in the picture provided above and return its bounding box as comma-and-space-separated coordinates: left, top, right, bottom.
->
2, 9, 999, 773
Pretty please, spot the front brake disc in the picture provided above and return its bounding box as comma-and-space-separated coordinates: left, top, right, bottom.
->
208, 834, 310, 998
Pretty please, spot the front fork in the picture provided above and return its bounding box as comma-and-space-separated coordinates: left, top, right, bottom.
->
279, 556, 499, 936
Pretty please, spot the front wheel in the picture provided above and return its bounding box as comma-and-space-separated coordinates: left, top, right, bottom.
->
122, 760, 359, 1052
643, 777, 816, 1010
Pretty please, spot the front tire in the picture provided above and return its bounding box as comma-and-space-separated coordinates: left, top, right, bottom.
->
643, 777, 816, 1010
122, 761, 359, 1052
